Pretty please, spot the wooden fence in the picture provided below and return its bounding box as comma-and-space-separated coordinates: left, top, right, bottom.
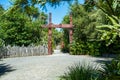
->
0, 45, 48, 58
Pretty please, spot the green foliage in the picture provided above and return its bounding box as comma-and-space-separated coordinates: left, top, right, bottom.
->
97, 15, 120, 46
61, 29, 69, 53
71, 5, 106, 42
102, 55, 120, 80
0, 12, 29, 46
70, 41, 100, 56
59, 56, 120, 80
52, 29, 62, 47
0, 5, 4, 14
96, 0, 120, 18
37, 0, 73, 8
0, 4, 47, 46
61, 15, 70, 53
59, 62, 103, 80
95, 0, 120, 54
84, 0, 96, 12
10, 0, 40, 20
85, 0, 120, 17
91, 0, 120, 46
63, 3, 106, 56
0, 39, 4, 47
61, 0, 120, 55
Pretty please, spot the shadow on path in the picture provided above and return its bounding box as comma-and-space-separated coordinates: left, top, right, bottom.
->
0, 63, 16, 76
97, 54, 117, 58
94, 59, 112, 64
93, 54, 117, 64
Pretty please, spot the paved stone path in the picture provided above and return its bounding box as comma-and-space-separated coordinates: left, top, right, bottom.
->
0, 49, 111, 80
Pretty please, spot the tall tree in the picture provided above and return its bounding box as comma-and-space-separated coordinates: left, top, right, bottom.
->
9, 0, 40, 20
0, 5, 5, 47
61, 1, 109, 55
94, 0, 120, 46
0, 2, 47, 46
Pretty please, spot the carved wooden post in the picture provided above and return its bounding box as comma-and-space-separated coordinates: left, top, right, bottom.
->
69, 13, 73, 44
42, 12, 73, 55
48, 13, 52, 55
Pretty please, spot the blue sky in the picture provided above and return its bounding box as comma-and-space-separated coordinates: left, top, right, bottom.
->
0, 0, 84, 24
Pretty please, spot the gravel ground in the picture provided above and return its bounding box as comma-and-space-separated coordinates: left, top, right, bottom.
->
0, 50, 111, 80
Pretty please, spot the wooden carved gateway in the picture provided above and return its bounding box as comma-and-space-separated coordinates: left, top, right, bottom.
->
42, 13, 73, 55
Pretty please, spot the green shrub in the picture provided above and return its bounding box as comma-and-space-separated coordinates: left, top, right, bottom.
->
59, 62, 103, 80
61, 45, 69, 53
103, 55, 120, 80
59, 56, 120, 80
0, 39, 4, 59
70, 42, 85, 55
70, 41, 101, 56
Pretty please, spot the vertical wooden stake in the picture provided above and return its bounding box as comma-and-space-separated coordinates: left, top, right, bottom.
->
69, 13, 73, 44
48, 13, 52, 55
69, 29, 73, 44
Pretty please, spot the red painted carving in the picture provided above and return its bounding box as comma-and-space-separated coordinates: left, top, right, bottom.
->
69, 13, 73, 44
69, 29, 73, 44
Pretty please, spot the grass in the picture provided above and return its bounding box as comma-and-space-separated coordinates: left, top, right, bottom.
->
59, 62, 103, 80
59, 55, 120, 80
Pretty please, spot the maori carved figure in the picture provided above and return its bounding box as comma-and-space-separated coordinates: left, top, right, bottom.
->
48, 28, 52, 55
69, 29, 73, 44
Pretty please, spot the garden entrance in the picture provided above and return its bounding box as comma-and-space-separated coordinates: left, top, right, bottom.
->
42, 13, 73, 55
